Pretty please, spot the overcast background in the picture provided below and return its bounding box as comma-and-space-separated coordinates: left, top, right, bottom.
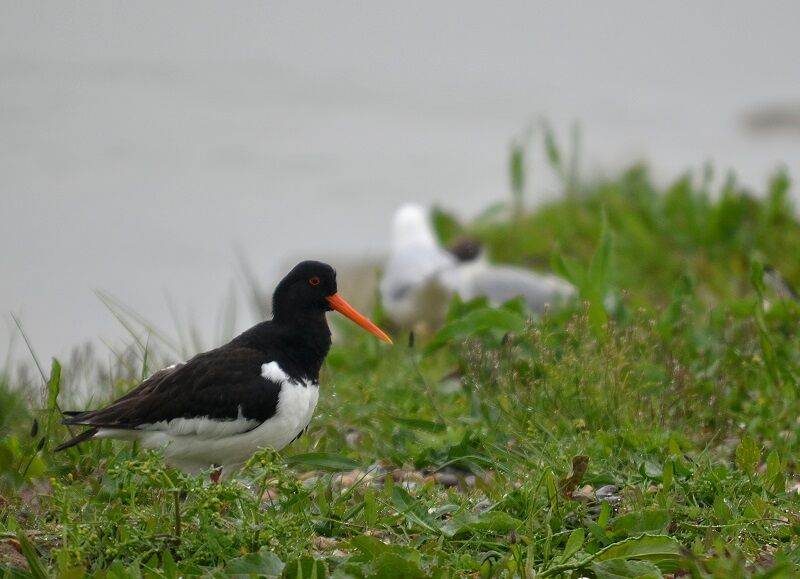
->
2, 1, 799, 373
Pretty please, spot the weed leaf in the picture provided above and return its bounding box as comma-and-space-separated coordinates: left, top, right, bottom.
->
46, 358, 61, 411
284, 453, 362, 472
591, 559, 664, 578
225, 548, 284, 577
425, 304, 526, 354
440, 510, 522, 538
594, 534, 682, 563
16, 531, 47, 579
373, 552, 426, 579
561, 528, 585, 562
735, 435, 760, 476
387, 416, 446, 433
350, 535, 390, 560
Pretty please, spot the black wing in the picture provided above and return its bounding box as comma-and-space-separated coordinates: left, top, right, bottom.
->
61, 344, 282, 430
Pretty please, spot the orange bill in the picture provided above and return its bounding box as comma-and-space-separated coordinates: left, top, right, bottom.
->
326, 293, 393, 344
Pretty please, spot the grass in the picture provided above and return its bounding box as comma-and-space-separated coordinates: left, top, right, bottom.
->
2, 136, 800, 577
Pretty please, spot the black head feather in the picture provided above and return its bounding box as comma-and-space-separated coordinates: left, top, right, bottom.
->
272, 261, 337, 322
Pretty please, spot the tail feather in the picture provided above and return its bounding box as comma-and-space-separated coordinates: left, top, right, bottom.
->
54, 427, 99, 452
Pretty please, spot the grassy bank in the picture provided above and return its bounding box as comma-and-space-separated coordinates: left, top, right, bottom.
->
2, 154, 800, 577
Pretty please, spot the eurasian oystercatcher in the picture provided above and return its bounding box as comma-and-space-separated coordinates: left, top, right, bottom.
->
380, 203, 575, 330
56, 261, 392, 479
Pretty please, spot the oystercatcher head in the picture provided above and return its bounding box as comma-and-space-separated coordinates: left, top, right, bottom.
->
56, 260, 391, 480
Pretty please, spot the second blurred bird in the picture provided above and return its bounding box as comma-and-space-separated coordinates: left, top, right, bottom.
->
380, 204, 576, 332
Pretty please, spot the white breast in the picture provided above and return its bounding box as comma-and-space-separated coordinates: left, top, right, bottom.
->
253, 361, 319, 450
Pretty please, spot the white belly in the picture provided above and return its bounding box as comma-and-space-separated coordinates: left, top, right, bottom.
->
105, 378, 320, 474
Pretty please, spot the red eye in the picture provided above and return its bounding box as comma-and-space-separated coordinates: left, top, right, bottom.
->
309, 276, 321, 286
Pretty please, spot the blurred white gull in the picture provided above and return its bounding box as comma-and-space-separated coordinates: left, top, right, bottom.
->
380, 203, 576, 330
440, 239, 576, 312
379, 204, 457, 330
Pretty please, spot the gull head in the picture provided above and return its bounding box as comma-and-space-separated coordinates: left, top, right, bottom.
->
391, 203, 439, 251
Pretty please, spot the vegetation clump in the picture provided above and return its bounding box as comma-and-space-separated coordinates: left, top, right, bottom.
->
2, 142, 799, 577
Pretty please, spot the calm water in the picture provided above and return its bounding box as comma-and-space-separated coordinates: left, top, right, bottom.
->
2, 1, 799, 374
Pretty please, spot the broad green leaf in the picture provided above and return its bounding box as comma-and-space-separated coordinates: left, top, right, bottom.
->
561, 528, 585, 562
767, 169, 790, 208
550, 251, 585, 287
764, 450, 785, 494
586, 520, 612, 547
586, 212, 612, 335
543, 124, 562, 171
161, 549, 178, 579
661, 460, 673, 494
591, 558, 663, 578
735, 435, 760, 476
25, 455, 47, 480
440, 510, 522, 538
387, 416, 446, 433
753, 562, 795, 579
501, 295, 529, 316
545, 469, 559, 511
510, 141, 526, 203
372, 552, 426, 579
47, 358, 61, 411
280, 557, 328, 579
658, 275, 694, 338
598, 500, 611, 528
364, 489, 378, 526
472, 202, 509, 226
16, 531, 48, 579
0, 443, 15, 472
425, 305, 527, 353
539, 535, 679, 578
430, 206, 464, 246
106, 559, 134, 579
284, 452, 362, 472
750, 261, 781, 386
350, 535, 390, 560
588, 211, 612, 292
57, 567, 88, 579
225, 548, 285, 576
713, 495, 732, 523
0, 567, 37, 579
612, 511, 670, 537
390, 486, 438, 533
444, 294, 489, 320
750, 260, 767, 298
594, 534, 682, 562
390, 485, 417, 511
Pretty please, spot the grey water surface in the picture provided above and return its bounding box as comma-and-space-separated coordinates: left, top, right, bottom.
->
2, 1, 799, 378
